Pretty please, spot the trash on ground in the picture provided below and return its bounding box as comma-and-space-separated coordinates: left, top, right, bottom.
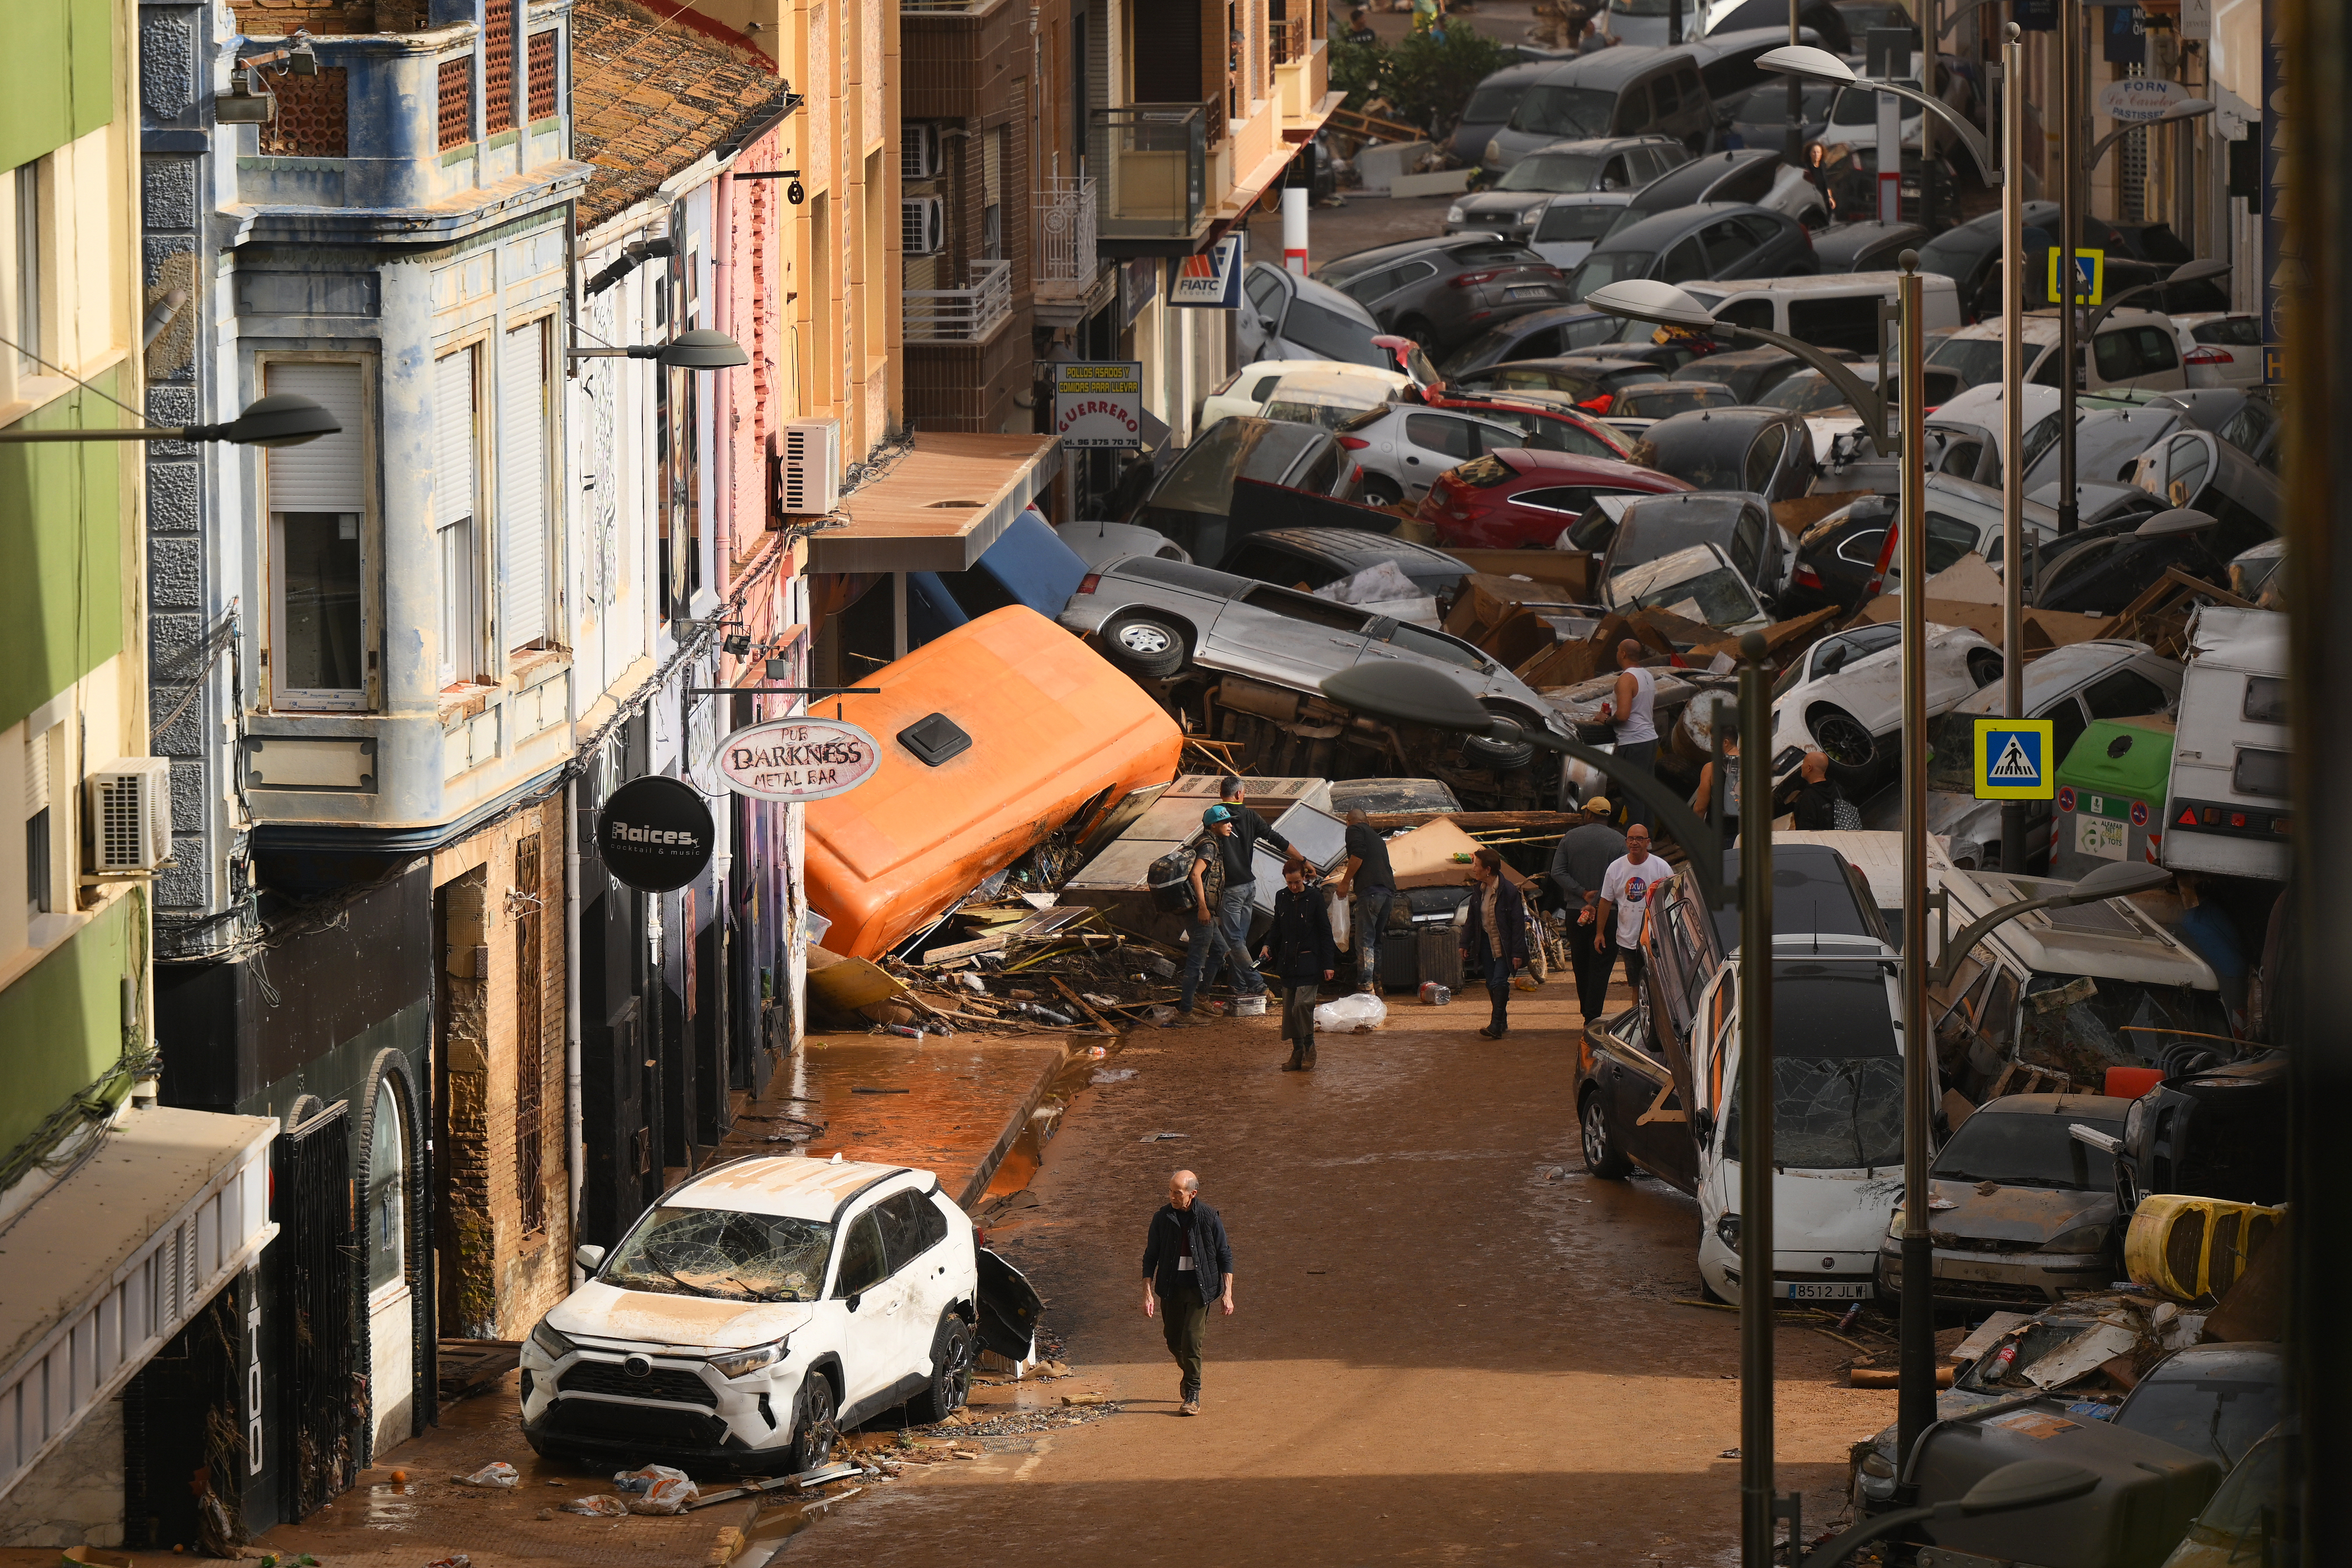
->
422, 1556, 471, 1568
1315, 992, 1387, 1032
458, 1461, 519, 1487
562, 1495, 629, 1517
1059, 1392, 1112, 1406
1091, 1068, 1136, 1084
612, 1463, 698, 1514
1419, 982, 1452, 1005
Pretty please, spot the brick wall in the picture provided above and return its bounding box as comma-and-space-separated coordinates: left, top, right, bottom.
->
432, 797, 572, 1339
226, 0, 383, 33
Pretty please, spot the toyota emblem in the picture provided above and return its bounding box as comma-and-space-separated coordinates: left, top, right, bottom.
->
624, 1353, 653, 1378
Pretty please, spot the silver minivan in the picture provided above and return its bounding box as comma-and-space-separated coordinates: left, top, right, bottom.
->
1484, 47, 1715, 173
1234, 262, 1389, 369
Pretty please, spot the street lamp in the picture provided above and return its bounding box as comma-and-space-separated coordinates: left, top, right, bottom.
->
1757, 44, 1996, 183
0, 391, 341, 446
566, 328, 751, 367
2081, 257, 2232, 341
1321, 652, 1793, 1566
1926, 859, 2174, 989
2087, 99, 2216, 172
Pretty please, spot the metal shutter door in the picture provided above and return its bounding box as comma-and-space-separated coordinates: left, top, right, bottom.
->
501, 322, 548, 649
264, 362, 365, 512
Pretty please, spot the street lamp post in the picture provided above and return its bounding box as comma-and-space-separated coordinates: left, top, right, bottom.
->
1895, 259, 1937, 1470
0, 391, 342, 447
1317, 653, 1792, 1567
2000, 22, 2026, 874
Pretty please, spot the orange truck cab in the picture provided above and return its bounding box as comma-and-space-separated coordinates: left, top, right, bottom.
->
803, 606, 1183, 958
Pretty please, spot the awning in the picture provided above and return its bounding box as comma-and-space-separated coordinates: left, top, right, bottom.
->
807, 433, 1063, 575
0, 1105, 279, 1499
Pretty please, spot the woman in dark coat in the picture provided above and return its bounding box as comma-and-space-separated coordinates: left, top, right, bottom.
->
1259, 855, 1338, 1070
1461, 847, 1530, 1040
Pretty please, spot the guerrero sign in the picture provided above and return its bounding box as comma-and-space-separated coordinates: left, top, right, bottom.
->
599, 774, 716, 892
1054, 361, 1145, 449
715, 716, 882, 802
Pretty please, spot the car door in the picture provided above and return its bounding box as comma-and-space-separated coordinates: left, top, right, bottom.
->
874, 1188, 956, 1375
1239, 265, 1289, 360
1597, 151, 1635, 191
1202, 582, 1378, 690
827, 1203, 899, 1409
1698, 218, 1758, 278
1395, 409, 1490, 499
1742, 421, 1791, 499
1660, 233, 1710, 284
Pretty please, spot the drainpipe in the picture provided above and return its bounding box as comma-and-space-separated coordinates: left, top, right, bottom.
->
565, 776, 586, 1283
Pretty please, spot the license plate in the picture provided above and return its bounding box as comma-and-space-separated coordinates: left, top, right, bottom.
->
1508, 284, 1551, 299
2077, 817, 2127, 860
1779, 1280, 1871, 1300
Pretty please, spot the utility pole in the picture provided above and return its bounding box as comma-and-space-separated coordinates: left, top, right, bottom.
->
2056, 0, 2082, 535
1737, 632, 1779, 1566
2000, 21, 2027, 873
1786, 0, 1805, 167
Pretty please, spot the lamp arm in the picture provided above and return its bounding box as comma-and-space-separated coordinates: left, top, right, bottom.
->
0, 426, 188, 443
2082, 279, 2157, 341
1712, 323, 1894, 454
1867, 79, 1996, 184
1927, 891, 2070, 988
1516, 727, 1738, 909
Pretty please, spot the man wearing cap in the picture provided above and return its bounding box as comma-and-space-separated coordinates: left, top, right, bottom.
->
1547, 796, 1626, 1020
1177, 797, 1293, 1015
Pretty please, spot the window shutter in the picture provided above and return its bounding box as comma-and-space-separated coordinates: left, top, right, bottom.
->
434, 348, 478, 527
501, 321, 550, 649
24, 726, 49, 815
264, 362, 366, 512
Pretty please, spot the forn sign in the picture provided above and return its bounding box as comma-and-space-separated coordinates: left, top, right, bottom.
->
717, 716, 882, 802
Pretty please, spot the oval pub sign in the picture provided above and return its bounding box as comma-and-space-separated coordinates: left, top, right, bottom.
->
598, 775, 716, 892
716, 716, 882, 803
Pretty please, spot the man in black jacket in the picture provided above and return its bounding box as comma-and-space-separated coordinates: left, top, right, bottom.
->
1258, 855, 1338, 1071
1141, 1171, 1235, 1415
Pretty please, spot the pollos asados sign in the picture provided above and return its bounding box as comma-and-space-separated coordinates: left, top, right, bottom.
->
715, 716, 882, 802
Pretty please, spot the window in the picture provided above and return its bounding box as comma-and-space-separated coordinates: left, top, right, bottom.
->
1241, 584, 1371, 631
2049, 696, 2090, 766
2220, 401, 2275, 457
2019, 411, 2064, 479
832, 1210, 889, 1297
2232, 746, 2289, 800
1715, 296, 1774, 331
1742, 422, 1787, 493
2243, 675, 2287, 724
982, 127, 1005, 260
1337, 264, 1402, 306
1787, 296, 1881, 356
23, 721, 58, 923
1513, 86, 1616, 139
873, 1189, 949, 1273
1384, 622, 1486, 670
12, 161, 38, 375
434, 346, 484, 685
501, 319, 553, 651
2081, 666, 2171, 720
484, 0, 516, 134
1516, 484, 1618, 514
1938, 440, 1985, 480
514, 834, 547, 1233
266, 361, 370, 708
1497, 154, 1601, 193
2192, 317, 2262, 346
366, 1080, 407, 1295
1598, 155, 1630, 191
1245, 267, 1286, 318
1660, 237, 1707, 284
1699, 220, 1750, 271
1223, 541, 1318, 586
1730, 506, 1766, 580
1535, 205, 1619, 244
1406, 412, 1478, 461
1651, 74, 1682, 115
1282, 299, 1387, 366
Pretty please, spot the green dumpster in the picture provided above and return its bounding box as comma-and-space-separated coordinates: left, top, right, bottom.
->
2052, 716, 2175, 880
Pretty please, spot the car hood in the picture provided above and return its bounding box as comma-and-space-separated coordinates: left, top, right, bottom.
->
1727, 1164, 1905, 1254
1927, 1179, 2115, 1250
548, 1280, 821, 1352
1457, 190, 1551, 214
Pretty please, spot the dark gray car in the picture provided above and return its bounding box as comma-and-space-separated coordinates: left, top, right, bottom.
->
1811, 220, 1930, 272
1485, 47, 1716, 172
1594, 489, 1786, 603
1447, 60, 1559, 169
1131, 418, 1360, 564
1217, 528, 1472, 601
1597, 148, 1793, 241
1315, 235, 1573, 356
1634, 405, 1816, 502
1565, 202, 1819, 303
1670, 344, 1850, 402
1446, 136, 1690, 240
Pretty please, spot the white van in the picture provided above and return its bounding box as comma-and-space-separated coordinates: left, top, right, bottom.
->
1682, 272, 1962, 358
2161, 605, 2290, 882
1929, 308, 2191, 394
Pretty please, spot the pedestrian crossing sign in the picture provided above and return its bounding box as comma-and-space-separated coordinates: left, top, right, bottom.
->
1974, 718, 2057, 801
2047, 247, 2105, 306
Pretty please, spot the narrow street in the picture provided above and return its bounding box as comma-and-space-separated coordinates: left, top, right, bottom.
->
798, 989, 1889, 1566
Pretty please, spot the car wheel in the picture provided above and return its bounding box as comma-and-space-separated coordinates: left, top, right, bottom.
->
1462, 704, 1538, 771
786, 1371, 839, 1474
1966, 648, 2003, 688
1101, 614, 1188, 681
1805, 704, 1877, 776
905, 1315, 975, 1425
1359, 475, 1404, 507
1580, 1089, 1633, 1181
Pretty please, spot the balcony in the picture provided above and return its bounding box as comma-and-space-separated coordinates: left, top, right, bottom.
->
1088, 103, 1210, 243
905, 258, 1014, 343
1275, 32, 1338, 139
1269, 15, 1308, 64
1036, 176, 1098, 292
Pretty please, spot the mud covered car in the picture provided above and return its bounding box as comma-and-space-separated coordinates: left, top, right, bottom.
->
522, 1156, 1040, 1472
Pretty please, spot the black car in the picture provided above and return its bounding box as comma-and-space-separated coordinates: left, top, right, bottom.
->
2155, 388, 2281, 470
1216, 527, 1472, 602
1670, 344, 1851, 403
1597, 149, 1798, 242
1130, 417, 1361, 562
1705, 0, 1853, 52
1315, 236, 1573, 356
1780, 490, 1998, 617
1633, 405, 1815, 503
1447, 355, 1671, 404
1923, 204, 2231, 322
1594, 489, 1786, 605
1560, 338, 1724, 376
1810, 219, 1930, 272
1565, 202, 1819, 303
1437, 305, 1642, 380
2031, 506, 2260, 617
1446, 136, 1690, 241
1447, 60, 1558, 169
1607, 380, 1738, 422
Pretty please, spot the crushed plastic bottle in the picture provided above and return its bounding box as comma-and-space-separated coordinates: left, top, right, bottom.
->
1418, 981, 1452, 1006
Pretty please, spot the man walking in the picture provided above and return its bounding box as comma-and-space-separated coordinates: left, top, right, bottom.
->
1259, 854, 1338, 1070
1547, 795, 1625, 1020
1141, 1170, 1234, 1415
1174, 831, 1236, 1020
1595, 823, 1661, 1003
1593, 640, 1660, 830
1336, 808, 1396, 994
1461, 848, 1530, 1040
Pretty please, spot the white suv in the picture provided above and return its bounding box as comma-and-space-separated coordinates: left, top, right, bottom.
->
521, 1156, 1037, 1472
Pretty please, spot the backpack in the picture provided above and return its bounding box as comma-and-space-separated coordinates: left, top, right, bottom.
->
1149, 838, 1223, 915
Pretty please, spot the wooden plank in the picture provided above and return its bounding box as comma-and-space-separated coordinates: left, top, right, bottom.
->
1358, 810, 1584, 832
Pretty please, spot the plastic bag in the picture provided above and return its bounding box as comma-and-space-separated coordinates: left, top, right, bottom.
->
562, 1494, 629, 1517
460, 1462, 519, 1488
615, 1464, 698, 1516
1327, 890, 1351, 954
1313, 559, 1420, 608
1314, 992, 1387, 1032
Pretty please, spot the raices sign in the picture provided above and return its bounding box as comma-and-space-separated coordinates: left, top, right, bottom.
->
715, 716, 882, 802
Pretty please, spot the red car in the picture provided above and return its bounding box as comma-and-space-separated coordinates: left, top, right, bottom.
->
1419, 447, 1693, 550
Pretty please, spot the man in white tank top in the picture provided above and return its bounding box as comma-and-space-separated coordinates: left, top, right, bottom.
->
1598, 639, 1660, 831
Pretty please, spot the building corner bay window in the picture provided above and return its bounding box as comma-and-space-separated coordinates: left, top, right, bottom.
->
266, 362, 370, 707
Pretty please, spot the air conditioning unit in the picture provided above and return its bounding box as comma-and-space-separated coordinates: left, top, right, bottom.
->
776, 418, 841, 516
88, 758, 173, 874
900, 123, 940, 180
901, 195, 944, 257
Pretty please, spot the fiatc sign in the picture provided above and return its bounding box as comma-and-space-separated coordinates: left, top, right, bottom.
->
716, 716, 882, 802
599, 775, 717, 891
1053, 361, 1145, 449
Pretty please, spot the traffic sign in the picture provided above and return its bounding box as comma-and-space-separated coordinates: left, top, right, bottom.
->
2264, 345, 2286, 384
2048, 247, 2105, 306
1974, 718, 2057, 801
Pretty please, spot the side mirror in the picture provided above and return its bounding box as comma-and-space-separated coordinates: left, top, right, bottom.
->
574, 1244, 606, 1270
1256, 313, 1278, 332
845, 1292, 864, 1312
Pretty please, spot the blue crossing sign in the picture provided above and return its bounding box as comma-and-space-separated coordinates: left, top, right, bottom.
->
2046, 247, 2105, 306
1975, 718, 2057, 801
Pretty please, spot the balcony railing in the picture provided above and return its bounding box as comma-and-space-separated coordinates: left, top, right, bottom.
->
1088, 103, 1209, 242
905, 258, 1013, 342
1269, 15, 1308, 65
1036, 175, 1098, 290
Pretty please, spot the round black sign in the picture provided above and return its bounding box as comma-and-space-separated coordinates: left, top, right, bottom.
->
598, 775, 716, 892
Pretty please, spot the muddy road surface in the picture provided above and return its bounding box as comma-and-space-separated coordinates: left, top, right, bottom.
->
791, 988, 1899, 1565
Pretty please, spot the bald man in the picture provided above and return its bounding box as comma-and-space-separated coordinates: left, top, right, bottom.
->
1594, 639, 1660, 830
1787, 747, 1844, 831
1140, 1169, 1235, 1415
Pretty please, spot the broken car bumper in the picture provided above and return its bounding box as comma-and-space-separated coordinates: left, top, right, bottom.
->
519, 1339, 810, 1466
1876, 1242, 2113, 1309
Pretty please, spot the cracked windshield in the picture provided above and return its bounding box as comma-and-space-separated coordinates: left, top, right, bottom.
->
604, 1206, 834, 1301
1726, 965, 1906, 1170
